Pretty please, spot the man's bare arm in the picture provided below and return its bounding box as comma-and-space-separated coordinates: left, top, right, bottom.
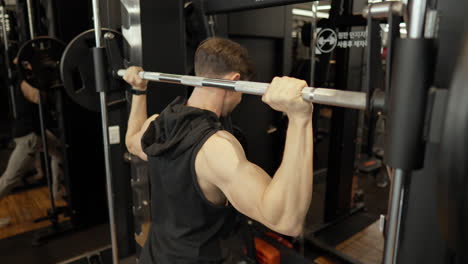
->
20, 81, 40, 104
123, 66, 157, 161
197, 77, 313, 236
126, 113, 158, 161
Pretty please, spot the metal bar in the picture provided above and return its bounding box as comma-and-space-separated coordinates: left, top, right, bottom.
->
408, 0, 427, 39
301, 1, 317, 247
92, 0, 103, 47
24, 0, 59, 228
25, 0, 35, 39
1, 4, 17, 119
385, 14, 401, 113
365, 16, 383, 153
382, 1, 429, 262
207, 15, 215, 37
99, 92, 118, 264
117, 70, 367, 110
395, 175, 411, 262
55, 90, 72, 208
1, 5, 9, 60
203, 0, 315, 15
362, 2, 405, 19
92, 0, 118, 262
37, 95, 57, 216
309, 2, 318, 87
383, 169, 407, 264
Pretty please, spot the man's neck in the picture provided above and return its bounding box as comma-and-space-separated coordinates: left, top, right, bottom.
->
187, 87, 225, 117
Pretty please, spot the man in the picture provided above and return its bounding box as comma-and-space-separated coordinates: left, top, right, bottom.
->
124, 37, 313, 263
0, 58, 63, 227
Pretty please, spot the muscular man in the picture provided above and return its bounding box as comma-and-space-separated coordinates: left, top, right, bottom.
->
0, 59, 63, 228
124, 37, 314, 263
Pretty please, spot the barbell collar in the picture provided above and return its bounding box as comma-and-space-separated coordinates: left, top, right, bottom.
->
117, 69, 367, 111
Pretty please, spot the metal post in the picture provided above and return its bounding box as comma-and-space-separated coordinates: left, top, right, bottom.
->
25, 0, 35, 39
92, 0, 102, 47
0, 5, 8, 56
25, 0, 58, 228
91, 0, 119, 262
408, 0, 427, 39
207, 15, 216, 36
37, 95, 57, 216
383, 169, 407, 264
309, 1, 318, 87
383, 1, 428, 263
1, 4, 17, 119
99, 92, 119, 264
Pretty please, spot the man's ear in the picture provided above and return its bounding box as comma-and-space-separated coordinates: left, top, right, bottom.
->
226, 72, 241, 81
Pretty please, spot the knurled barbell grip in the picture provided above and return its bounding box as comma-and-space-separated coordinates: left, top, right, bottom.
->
117, 69, 367, 110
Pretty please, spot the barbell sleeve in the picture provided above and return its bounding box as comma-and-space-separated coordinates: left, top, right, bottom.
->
117, 69, 367, 110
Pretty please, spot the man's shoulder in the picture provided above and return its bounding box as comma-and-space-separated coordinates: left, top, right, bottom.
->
197, 130, 245, 164
196, 130, 245, 184
204, 130, 239, 150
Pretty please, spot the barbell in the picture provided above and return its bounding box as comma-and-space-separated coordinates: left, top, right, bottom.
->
17, 30, 367, 112
116, 70, 367, 111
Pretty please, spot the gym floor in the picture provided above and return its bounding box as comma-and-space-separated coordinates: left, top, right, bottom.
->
316, 221, 383, 264
0, 186, 68, 240
309, 171, 389, 264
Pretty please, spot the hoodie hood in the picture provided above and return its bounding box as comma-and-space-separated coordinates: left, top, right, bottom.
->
141, 97, 223, 159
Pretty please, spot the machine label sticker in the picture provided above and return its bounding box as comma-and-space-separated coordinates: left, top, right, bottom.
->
316, 28, 367, 54
316, 28, 338, 53
109, 126, 121, 145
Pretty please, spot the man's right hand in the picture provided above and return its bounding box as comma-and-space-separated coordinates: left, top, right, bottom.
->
262, 77, 313, 120
123, 66, 148, 91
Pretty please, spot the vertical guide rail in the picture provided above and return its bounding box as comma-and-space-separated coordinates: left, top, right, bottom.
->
382, 169, 407, 264
383, 0, 428, 263
0, 2, 17, 119
26, 0, 35, 38
25, 0, 58, 220
408, 0, 427, 39
298, 2, 319, 256
91, 0, 119, 262
309, 1, 318, 87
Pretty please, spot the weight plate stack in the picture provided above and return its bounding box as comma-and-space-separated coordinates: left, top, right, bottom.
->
60, 28, 127, 112
438, 35, 468, 255
17, 37, 66, 90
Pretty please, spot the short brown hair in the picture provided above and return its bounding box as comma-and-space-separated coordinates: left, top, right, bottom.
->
194, 37, 254, 81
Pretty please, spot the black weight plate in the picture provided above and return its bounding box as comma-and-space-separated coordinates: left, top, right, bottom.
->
60, 29, 126, 112
16, 37, 65, 90
438, 35, 468, 254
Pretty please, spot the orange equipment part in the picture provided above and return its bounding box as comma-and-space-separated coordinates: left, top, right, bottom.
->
264, 232, 294, 249
246, 237, 280, 264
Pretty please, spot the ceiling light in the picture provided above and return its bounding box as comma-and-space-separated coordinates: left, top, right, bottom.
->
292, 8, 330, 19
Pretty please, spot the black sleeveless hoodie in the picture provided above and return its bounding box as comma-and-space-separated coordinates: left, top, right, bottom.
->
139, 97, 236, 264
